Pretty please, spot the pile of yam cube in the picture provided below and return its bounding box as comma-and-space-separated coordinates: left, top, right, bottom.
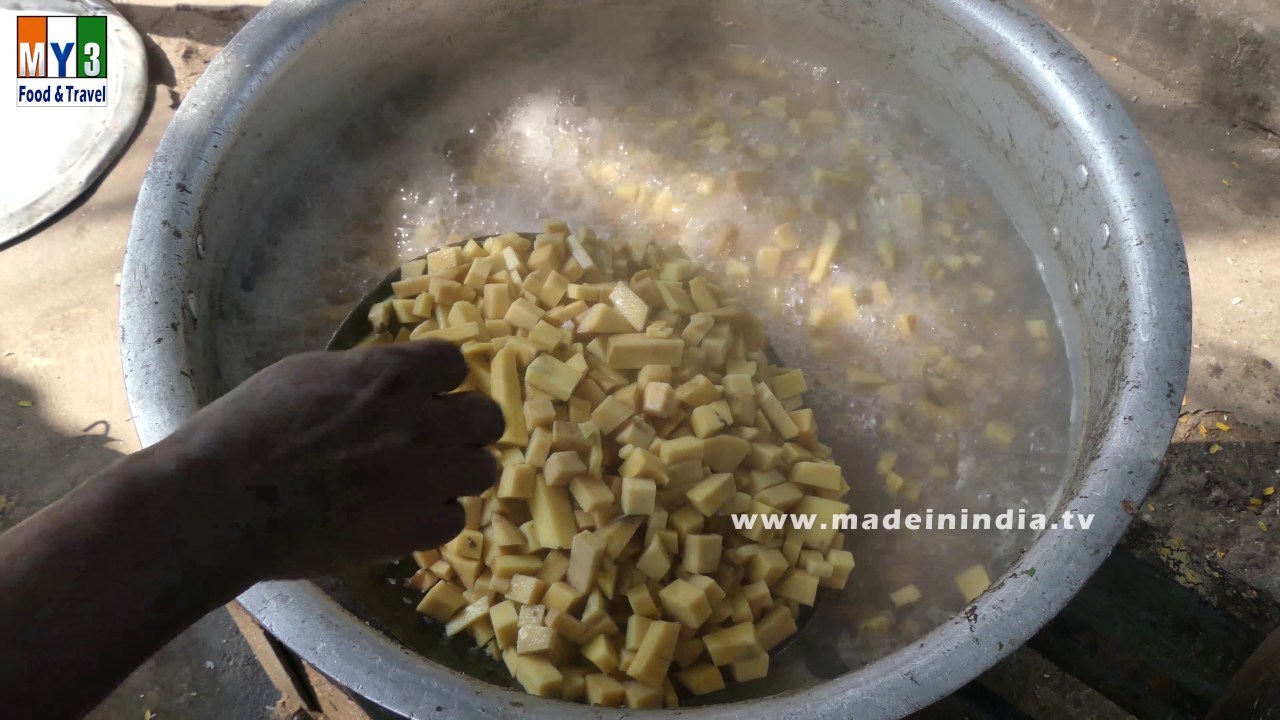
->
361, 222, 855, 707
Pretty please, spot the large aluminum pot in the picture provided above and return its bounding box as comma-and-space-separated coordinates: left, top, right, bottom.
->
121, 0, 1191, 717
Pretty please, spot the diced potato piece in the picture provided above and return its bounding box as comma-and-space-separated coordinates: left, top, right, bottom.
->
412, 548, 442, 570
489, 347, 527, 447
690, 400, 734, 438
570, 475, 614, 513
890, 584, 922, 607
742, 581, 772, 618
506, 574, 547, 605
522, 398, 556, 432
871, 280, 892, 304
775, 569, 820, 606
609, 283, 651, 332
596, 516, 643, 559
686, 473, 735, 516
490, 600, 520, 649
636, 538, 673, 580
681, 313, 715, 346
642, 382, 678, 418
790, 461, 844, 492
407, 569, 439, 593
529, 320, 565, 351
608, 334, 684, 370
702, 621, 760, 666
807, 219, 842, 283
582, 634, 621, 675
417, 580, 467, 622
505, 297, 545, 330
688, 276, 719, 312
401, 258, 428, 279
730, 652, 769, 682
517, 624, 559, 655
515, 655, 564, 697
658, 579, 712, 628
497, 463, 536, 501
483, 283, 511, 320
755, 481, 804, 511
756, 382, 799, 439
526, 354, 585, 401
755, 606, 798, 651
410, 321, 480, 343
446, 597, 492, 637
531, 477, 577, 549
658, 282, 696, 315
746, 549, 789, 585
623, 681, 663, 709
683, 534, 724, 574
627, 583, 661, 619
668, 505, 706, 539
802, 552, 834, 579
824, 549, 856, 589
673, 637, 706, 669
723, 374, 757, 426
560, 666, 587, 702
514, 599, 545, 627
703, 435, 750, 473
585, 674, 625, 707
625, 616, 653, 651
622, 477, 657, 516
567, 530, 606, 594
550, 417, 588, 450
769, 369, 807, 400
619, 447, 664, 480
546, 608, 587, 644
677, 663, 726, 695
790, 495, 850, 549
659, 436, 704, 465
586, 392, 632, 430
492, 554, 543, 579
523, 428, 551, 468
389, 298, 421, 325
545, 451, 587, 486
627, 620, 680, 687
955, 564, 991, 603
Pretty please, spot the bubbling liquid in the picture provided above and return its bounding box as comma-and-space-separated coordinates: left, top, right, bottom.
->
215, 43, 1072, 675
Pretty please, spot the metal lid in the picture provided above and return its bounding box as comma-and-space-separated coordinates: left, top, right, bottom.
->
0, 0, 146, 246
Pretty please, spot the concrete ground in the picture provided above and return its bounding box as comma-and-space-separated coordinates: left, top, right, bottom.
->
0, 1, 1275, 718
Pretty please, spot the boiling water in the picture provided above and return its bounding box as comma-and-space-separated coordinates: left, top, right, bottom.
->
215, 41, 1073, 682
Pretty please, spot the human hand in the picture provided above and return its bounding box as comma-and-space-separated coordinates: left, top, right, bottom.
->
143, 340, 504, 581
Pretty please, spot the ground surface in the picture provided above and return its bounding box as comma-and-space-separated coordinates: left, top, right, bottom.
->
0, 1, 1275, 718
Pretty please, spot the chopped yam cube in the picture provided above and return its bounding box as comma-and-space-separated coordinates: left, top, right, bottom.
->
585, 673, 624, 707
730, 652, 769, 682
676, 663, 726, 695
955, 564, 991, 603
582, 634, 621, 675
515, 655, 564, 697
622, 477, 657, 516
526, 354, 585, 401
658, 579, 712, 629
608, 334, 684, 370
702, 622, 760, 666
417, 580, 467, 622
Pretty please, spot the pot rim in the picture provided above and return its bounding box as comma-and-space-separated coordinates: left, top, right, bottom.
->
121, 0, 1191, 716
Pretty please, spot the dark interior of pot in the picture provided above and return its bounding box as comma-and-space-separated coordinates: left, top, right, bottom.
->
195, 0, 1089, 704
